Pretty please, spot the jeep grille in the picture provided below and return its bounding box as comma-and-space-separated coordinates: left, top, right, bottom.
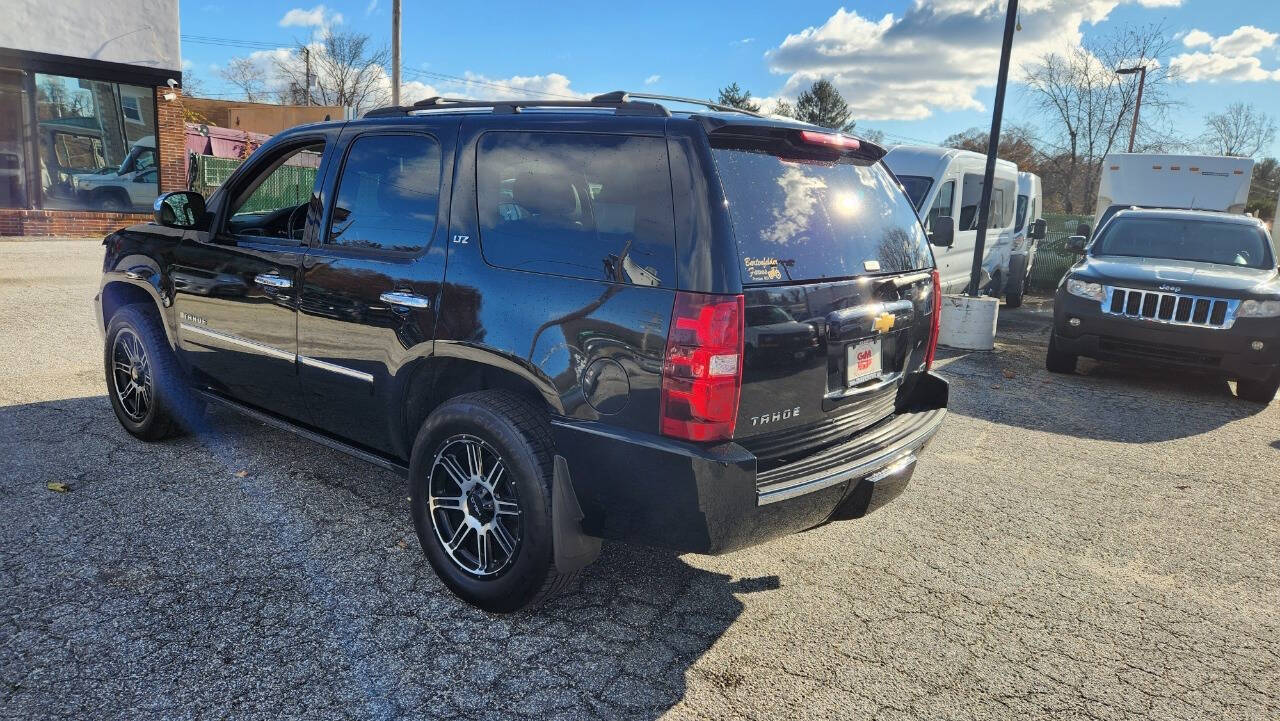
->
1102, 286, 1240, 330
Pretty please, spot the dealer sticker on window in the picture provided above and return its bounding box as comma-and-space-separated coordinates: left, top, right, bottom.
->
847, 337, 883, 386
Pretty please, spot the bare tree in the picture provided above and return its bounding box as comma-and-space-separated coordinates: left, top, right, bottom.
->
275, 31, 390, 114
219, 57, 268, 102
1021, 23, 1182, 212
1201, 103, 1277, 158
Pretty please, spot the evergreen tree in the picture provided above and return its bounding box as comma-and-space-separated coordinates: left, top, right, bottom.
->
795, 79, 854, 132
716, 82, 761, 113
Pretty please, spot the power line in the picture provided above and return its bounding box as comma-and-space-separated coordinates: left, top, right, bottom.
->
182, 34, 284, 51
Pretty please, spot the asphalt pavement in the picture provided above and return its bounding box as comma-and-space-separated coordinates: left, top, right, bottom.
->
2, 239, 1277, 720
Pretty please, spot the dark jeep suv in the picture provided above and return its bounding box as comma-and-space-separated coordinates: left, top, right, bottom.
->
1049, 208, 1280, 402
95, 92, 949, 611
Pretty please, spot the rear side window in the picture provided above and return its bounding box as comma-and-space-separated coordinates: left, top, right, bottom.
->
711, 146, 932, 283
326, 134, 442, 253
476, 131, 674, 287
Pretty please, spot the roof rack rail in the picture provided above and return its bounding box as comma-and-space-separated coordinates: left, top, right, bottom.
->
591, 91, 763, 117
361, 90, 768, 119
362, 94, 673, 119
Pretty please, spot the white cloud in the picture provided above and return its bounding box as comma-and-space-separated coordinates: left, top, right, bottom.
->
765, 1, 1168, 122
279, 5, 343, 28
1210, 25, 1278, 57
644, 74, 661, 85
1182, 29, 1213, 47
365, 0, 378, 15
734, 37, 755, 45
1169, 25, 1280, 83
1134, 0, 1180, 6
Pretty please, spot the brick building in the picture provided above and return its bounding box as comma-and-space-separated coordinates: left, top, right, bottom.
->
0, 0, 185, 236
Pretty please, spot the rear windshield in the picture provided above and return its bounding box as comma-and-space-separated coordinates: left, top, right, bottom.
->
1092, 216, 1274, 269
711, 146, 933, 283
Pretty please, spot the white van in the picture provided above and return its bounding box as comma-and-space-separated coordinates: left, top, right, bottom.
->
1094, 153, 1253, 232
885, 146, 1020, 295
1006, 171, 1045, 307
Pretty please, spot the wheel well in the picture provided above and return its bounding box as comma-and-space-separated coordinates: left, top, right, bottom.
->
93, 187, 131, 204
402, 357, 554, 455
100, 281, 157, 329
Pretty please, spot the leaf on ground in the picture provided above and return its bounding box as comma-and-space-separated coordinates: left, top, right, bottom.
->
233, 470, 248, 478
395, 539, 409, 550
1002, 369, 1016, 379
991, 384, 1001, 389
46, 482, 70, 493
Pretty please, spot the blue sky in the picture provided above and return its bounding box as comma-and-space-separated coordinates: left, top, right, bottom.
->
181, 0, 1280, 156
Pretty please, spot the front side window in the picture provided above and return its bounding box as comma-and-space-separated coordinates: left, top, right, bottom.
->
326, 134, 442, 253
959, 173, 1016, 230
926, 179, 955, 233
33, 74, 157, 211
1092, 217, 1275, 269
1015, 194, 1028, 231
226, 142, 323, 243
477, 131, 675, 286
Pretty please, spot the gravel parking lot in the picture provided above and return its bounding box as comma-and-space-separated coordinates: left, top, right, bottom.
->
2, 239, 1278, 720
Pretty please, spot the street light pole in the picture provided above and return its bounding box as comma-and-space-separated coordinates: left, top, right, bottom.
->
967, 0, 1019, 298
391, 0, 402, 107
1117, 65, 1147, 153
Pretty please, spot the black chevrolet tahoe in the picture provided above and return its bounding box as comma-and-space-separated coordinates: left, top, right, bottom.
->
95, 92, 949, 611
1048, 208, 1280, 403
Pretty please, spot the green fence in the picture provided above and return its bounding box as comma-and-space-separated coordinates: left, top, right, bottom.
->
1026, 212, 1094, 292
192, 154, 317, 214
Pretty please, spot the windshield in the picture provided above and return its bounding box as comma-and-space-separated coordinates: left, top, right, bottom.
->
711, 144, 933, 284
896, 175, 933, 210
1092, 216, 1275, 270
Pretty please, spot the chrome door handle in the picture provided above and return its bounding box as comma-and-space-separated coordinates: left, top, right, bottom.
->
379, 290, 431, 309
254, 272, 293, 289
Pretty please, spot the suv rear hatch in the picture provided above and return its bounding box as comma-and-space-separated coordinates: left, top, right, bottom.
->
707, 125, 938, 468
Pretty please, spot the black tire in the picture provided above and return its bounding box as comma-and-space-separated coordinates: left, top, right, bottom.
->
1045, 334, 1077, 374
104, 304, 193, 440
1005, 288, 1023, 308
96, 191, 128, 212
1235, 375, 1279, 404
408, 390, 576, 613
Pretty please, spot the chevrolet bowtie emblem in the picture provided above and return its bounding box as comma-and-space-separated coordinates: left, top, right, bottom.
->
873, 312, 895, 334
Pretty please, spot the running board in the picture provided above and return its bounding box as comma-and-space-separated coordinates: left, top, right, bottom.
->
195, 390, 409, 477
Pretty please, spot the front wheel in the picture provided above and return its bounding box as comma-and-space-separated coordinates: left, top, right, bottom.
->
104, 305, 190, 440
1235, 375, 1279, 404
409, 390, 576, 612
1045, 334, 1077, 374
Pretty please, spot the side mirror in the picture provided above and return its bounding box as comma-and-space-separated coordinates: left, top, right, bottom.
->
1075, 222, 1092, 239
929, 216, 955, 248
1030, 218, 1047, 241
1066, 235, 1088, 253
153, 191, 207, 230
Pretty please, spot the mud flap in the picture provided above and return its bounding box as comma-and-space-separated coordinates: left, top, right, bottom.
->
552, 455, 602, 574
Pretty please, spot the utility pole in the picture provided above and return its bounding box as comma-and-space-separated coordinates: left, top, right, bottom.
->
303, 46, 311, 106
967, 0, 1018, 297
391, 0, 401, 106
1117, 65, 1147, 153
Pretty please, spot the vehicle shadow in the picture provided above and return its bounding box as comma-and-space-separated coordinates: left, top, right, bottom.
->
936, 301, 1271, 443
0, 395, 770, 720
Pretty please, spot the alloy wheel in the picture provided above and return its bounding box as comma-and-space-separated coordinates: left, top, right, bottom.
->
111, 328, 152, 422
428, 434, 522, 576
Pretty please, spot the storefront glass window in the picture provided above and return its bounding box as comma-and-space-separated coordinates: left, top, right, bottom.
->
0, 69, 32, 209
34, 74, 158, 212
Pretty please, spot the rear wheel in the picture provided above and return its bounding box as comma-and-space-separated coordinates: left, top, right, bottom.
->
1005, 287, 1023, 308
104, 305, 190, 440
1235, 375, 1279, 404
1045, 334, 1077, 374
409, 390, 576, 612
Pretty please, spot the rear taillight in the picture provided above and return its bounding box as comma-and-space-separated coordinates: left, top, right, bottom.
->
799, 130, 860, 151
660, 292, 744, 442
924, 269, 942, 371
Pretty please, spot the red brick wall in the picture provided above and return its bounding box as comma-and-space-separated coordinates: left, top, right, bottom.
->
0, 209, 150, 237
0, 85, 185, 237
156, 86, 187, 194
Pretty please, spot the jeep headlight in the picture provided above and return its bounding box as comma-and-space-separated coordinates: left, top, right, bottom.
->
1237, 299, 1280, 318
1066, 278, 1104, 301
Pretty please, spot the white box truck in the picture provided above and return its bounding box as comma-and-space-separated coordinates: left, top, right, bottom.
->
1093, 153, 1254, 232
